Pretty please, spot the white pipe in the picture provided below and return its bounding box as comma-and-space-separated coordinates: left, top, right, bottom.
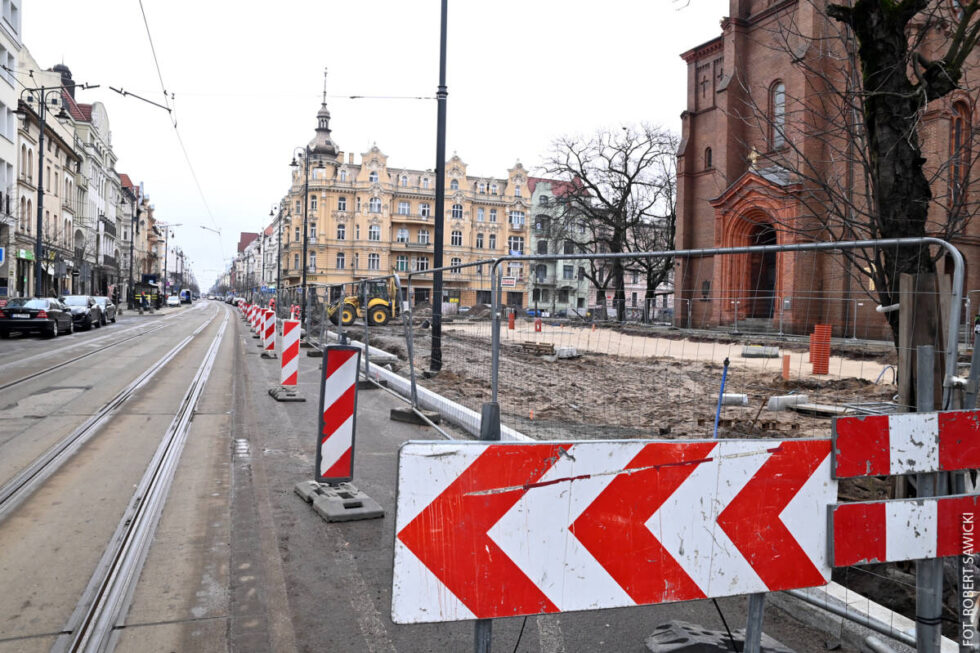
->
876, 303, 899, 313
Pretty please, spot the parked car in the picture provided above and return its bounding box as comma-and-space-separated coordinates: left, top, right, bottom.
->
92, 296, 117, 324
0, 297, 74, 338
61, 295, 104, 331
166, 295, 181, 307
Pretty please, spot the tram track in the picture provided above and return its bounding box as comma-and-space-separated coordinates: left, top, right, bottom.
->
0, 308, 220, 524
0, 304, 207, 392
53, 311, 229, 653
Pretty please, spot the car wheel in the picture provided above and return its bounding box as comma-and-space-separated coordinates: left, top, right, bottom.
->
48, 321, 58, 339
67, 319, 74, 335
0, 330, 8, 339
100, 314, 106, 326
86, 317, 93, 330
95, 316, 102, 328
111, 315, 116, 323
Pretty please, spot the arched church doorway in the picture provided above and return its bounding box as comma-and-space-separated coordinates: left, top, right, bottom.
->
748, 222, 776, 317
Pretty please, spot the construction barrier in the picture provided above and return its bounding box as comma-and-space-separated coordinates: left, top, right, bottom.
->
315, 346, 361, 484
263, 309, 275, 351
811, 324, 831, 375
281, 319, 300, 386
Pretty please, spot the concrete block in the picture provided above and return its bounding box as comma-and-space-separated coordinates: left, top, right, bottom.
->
293, 481, 384, 522
646, 620, 795, 653
268, 386, 306, 402
260, 351, 278, 360
556, 347, 580, 359
742, 345, 780, 358
306, 348, 323, 358
390, 407, 442, 425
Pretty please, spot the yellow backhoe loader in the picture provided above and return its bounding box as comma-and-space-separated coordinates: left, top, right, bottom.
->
328, 279, 398, 327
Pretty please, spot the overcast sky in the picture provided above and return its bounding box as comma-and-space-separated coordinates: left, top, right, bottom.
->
26, 0, 727, 289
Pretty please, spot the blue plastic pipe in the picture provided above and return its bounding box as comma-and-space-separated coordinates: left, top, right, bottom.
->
713, 357, 730, 439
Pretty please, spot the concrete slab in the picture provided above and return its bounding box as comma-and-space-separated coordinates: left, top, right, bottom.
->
389, 407, 441, 425
268, 386, 305, 402
293, 481, 384, 522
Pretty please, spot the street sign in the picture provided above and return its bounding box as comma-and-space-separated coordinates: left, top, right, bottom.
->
501, 276, 516, 288
0, 246, 5, 265
831, 494, 980, 566
833, 410, 980, 477
392, 439, 835, 624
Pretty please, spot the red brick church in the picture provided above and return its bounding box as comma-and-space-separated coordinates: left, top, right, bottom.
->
675, 0, 978, 338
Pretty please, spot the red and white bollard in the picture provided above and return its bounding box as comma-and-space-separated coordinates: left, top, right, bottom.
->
269, 318, 304, 401
316, 345, 361, 483
261, 309, 276, 357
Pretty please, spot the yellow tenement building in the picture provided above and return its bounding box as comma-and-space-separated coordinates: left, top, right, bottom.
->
280, 95, 530, 308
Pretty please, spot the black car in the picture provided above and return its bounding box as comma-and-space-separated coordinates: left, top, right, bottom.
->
0, 297, 74, 338
92, 296, 117, 324
61, 295, 104, 331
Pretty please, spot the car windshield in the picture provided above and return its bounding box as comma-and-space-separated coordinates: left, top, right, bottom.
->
93, 297, 107, 305
6, 298, 48, 309
62, 296, 89, 307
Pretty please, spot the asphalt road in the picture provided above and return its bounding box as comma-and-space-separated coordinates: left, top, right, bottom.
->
0, 301, 859, 652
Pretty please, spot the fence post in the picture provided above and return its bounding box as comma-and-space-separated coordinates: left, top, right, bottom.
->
916, 345, 943, 653
362, 282, 371, 380
402, 276, 419, 408
475, 400, 501, 653
744, 593, 766, 653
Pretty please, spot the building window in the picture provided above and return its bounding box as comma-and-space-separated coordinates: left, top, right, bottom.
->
490, 184, 497, 195
507, 262, 523, 279
418, 228, 430, 244
368, 253, 380, 270
509, 211, 525, 227
340, 169, 348, 182
450, 179, 459, 191
420, 203, 431, 217
354, 253, 359, 269
369, 171, 379, 183
489, 209, 497, 222
539, 195, 549, 206
705, 147, 713, 169
577, 221, 586, 234
414, 256, 429, 271
488, 233, 496, 249
631, 271, 639, 284
451, 256, 462, 273
476, 207, 485, 222
355, 224, 360, 239
369, 224, 381, 241
479, 182, 486, 194
770, 80, 786, 150
578, 266, 585, 280
451, 230, 462, 246
309, 224, 317, 239
514, 184, 522, 198
451, 203, 463, 219
951, 101, 972, 207
294, 227, 301, 241
396, 227, 409, 243
396, 254, 408, 271
311, 196, 317, 211
356, 197, 361, 212
295, 200, 301, 213
336, 252, 345, 269
422, 177, 430, 189
369, 197, 382, 213
337, 224, 346, 240
400, 175, 407, 187
563, 264, 574, 279
476, 232, 484, 248
508, 236, 524, 254
338, 196, 347, 211
537, 240, 548, 255
398, 201, 410, 215
294, 253, 300, 269
309, 252, 317, 270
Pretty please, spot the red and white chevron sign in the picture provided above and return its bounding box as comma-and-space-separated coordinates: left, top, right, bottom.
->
280, 319, 300, 386
833, 410, 980, 477
392, 439, 835, 624
263, 310, 275, 351
316, 346, 361, 483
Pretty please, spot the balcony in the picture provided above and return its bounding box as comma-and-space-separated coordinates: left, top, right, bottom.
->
509, 220, 526, 231
399, 241, 433, 251
391, 212, 431, 223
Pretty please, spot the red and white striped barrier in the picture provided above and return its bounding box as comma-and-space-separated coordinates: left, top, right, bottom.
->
831, 493, 980, 565
316, 346, 361, 483
290, 304, 300, 320
280, 319, 300, 386
833, 410, 980, 477
263, 309, 275, 351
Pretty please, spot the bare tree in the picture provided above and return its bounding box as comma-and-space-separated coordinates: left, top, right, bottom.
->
544, 125, 679, 322
731, 0, 980, 341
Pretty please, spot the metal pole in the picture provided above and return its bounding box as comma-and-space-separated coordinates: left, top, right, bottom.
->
362, 281, 370, 379
476, 397, 500, 653
128, 193, 137, 309
491, 263, 501, 404
301, 151, 310, 332
851, 299, 859, 340
276, 209, 283, 317
778, 297, 784, 335
430, 0, 448, 374
744, 593, 766, 653
916, 345, 943, 653
34, 88, 45, 297
732, 299, 740, 334
163, 228, 168, 298
966, 296, 972, 349
403, 275, 419, 408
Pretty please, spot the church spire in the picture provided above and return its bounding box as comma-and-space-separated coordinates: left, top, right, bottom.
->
310, 67, 338, 156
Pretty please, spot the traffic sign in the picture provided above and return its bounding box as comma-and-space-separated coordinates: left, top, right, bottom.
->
392, 439, 835, 624
0, 246, 5, 265
833, 409, 980, 477
316, 346, 360, 483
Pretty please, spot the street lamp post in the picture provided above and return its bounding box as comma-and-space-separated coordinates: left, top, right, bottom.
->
290, 148, 323, 331
270, 203, 283, 315
127, 189, 142, 310
157, 222, 182, 298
